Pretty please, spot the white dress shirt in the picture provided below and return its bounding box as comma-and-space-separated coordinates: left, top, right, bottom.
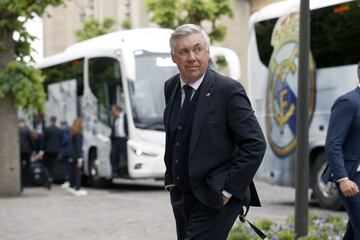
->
115, 112, 126, 138
179, 74, 205, 105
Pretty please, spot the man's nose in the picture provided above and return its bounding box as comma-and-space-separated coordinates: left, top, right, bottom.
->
186, 51, 196, 61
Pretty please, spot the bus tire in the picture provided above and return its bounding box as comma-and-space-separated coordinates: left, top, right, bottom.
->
87, 149, 111, 188
312, 152, 343, 210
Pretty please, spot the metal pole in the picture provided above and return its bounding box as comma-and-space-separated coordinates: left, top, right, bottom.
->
295, 0, 310, 238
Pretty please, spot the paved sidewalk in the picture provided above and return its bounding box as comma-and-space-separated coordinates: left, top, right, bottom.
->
0, 181, 347, 240
0, 184, 175, 240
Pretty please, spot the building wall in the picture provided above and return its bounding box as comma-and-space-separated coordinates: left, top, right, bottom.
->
43, 0, 148, 56
251, 0, 282, 11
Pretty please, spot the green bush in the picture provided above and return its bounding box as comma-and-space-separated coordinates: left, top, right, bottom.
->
228, 213, 346, 240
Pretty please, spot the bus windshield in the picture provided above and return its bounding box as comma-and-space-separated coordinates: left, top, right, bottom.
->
129, 51, 179, 131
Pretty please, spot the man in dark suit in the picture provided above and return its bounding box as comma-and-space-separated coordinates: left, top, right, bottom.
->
19, 118, 34, 187
110, 105, 128, 177
42, 116, 62, 180
163, 24, 266, 240
324, 61, 360, 239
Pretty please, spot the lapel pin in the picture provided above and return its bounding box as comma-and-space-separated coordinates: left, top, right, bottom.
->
206, 92, 211, 97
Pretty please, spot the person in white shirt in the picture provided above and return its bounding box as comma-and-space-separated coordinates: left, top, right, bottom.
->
110, 105, 128, 178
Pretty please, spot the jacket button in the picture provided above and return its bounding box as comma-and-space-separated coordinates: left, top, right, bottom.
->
178, 126, 182, 130
176, 176, 180, 180
176, 142, 180, 146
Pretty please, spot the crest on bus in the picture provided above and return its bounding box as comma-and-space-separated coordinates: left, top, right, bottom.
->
266, 11, 316, 157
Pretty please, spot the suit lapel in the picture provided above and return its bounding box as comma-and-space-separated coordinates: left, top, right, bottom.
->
164, 76, 180, 129
189, 70, 214, 158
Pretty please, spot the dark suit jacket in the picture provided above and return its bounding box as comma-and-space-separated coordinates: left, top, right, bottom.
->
163, 69, 266, 209
70, 133, 83, 160
19, 126, 34, 154
324, 87, 360, 182
43, 125, 63, 154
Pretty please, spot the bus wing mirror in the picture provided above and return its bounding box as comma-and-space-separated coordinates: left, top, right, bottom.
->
210, 46, 241, 81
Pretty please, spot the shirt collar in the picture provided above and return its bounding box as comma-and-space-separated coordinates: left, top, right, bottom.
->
179, 73, 206, 91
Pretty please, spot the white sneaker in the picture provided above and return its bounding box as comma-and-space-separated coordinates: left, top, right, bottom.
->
73, 189, 88, 196
61, 181, 70, 189
66, 188, 77, 195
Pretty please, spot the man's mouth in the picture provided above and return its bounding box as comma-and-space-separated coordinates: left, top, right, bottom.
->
186, 66, 199, 69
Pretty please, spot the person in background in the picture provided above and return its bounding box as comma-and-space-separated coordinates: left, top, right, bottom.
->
42, 116, 62, 181
60, 120, 71, 188
32, 113, 45, 152
19, 119, 34, 188
110, 105, 128, 178
324, 61, 360, 239
68, 117, 87, 196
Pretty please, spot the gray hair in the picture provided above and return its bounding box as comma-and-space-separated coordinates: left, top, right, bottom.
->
170, 24, 210, 52
112, 105, 123, 112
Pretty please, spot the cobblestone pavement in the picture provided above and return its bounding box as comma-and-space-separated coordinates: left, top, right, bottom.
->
0, 180, 346, 240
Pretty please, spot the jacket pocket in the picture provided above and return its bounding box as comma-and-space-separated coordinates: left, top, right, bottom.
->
344, 156, 360, 179
343, 154, 360, 161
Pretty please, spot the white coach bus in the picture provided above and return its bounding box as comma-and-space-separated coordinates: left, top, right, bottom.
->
37, 28, 240, 186
248, 0, 360, 209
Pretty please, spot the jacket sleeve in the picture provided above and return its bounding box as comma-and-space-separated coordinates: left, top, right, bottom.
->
163, 80, 172, 187
224, 81, 266, 198
325, 98, 355, 181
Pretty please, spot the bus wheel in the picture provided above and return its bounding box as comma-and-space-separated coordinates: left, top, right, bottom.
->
87, 150, 101, 187
312, 152, 343, 210
87, 149, 111, 188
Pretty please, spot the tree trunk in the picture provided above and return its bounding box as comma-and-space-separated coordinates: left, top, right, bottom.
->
0, 94, 21, 196
0, 27, 21, 196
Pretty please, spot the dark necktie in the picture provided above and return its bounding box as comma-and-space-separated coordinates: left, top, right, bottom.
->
180, 85, 193, 121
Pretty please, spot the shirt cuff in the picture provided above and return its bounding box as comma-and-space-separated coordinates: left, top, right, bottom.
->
165, 184, 176, 191
337, 177, 349, 183
222, 190, 232, 198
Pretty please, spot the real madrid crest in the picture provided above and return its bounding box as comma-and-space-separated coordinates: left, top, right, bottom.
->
266, 11, 316, 157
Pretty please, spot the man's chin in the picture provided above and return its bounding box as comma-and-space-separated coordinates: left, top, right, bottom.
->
182, 74, 201, 83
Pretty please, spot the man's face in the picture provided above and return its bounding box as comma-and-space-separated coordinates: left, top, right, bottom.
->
171, 33, 210, 84
111, 107, 119, 118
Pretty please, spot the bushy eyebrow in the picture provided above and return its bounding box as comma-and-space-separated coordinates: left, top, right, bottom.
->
178, 43, 203, 51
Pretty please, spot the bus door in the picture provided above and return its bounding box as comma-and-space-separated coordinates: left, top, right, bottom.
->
88, 57, 123, 178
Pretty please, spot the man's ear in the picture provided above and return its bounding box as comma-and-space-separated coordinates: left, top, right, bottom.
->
171, 52, 176, 63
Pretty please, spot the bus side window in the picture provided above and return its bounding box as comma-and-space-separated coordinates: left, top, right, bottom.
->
42, 58, 84, 117
42, 58, 84, 97
88, 57, 122, 126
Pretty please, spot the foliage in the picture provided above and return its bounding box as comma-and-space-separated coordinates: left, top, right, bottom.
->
0, 61, 45, 112
75, 16, 115, 42
0, 0, 63, 62
121, 18, 132, 30
228, 213, 346, 240
145, 0, 233, 43
0, 0, 64, 111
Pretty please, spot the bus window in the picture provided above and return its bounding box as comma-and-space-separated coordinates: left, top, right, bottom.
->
255, 1, 360, 69
311, 1, 360, 68
129, 50, 178, 131
42, 58, 84, 97
254, 18, 277, 67
88, 57, 122, 125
